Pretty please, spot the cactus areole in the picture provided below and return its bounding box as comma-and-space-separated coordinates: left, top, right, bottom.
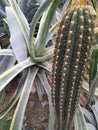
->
51, 4, 95, 130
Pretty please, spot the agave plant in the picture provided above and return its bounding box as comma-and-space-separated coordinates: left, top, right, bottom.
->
0, 0, 62, 130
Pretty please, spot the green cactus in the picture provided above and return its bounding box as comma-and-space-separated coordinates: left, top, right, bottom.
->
51, 6, 95, 130
88, 47, 98, 104
90, 47, 98, 83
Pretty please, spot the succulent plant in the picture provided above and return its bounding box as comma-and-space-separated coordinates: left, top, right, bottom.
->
0, 0, 59, 130
0, 0, 98, 130
90, 46, 98, 82
51, 1, 96, 129
88, 46, 98, 104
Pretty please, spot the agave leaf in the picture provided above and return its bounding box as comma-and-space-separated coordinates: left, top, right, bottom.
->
33, 54, 51, 62
35, 0, 59, 56
1, 0, 9, 7
87, 123, 96, 130
0, 55, 3, 61
2, 18, 10, 36
88, 72, 98, 104
75, 105, 89, 130
38, 61, 52, 74
8, 0, 30, 36
36, 0, 45, 4
90, 100, 98, 128
44, 45, 54, 56
0, 9, 6, 18
20, 0, 39, 17
35, 76, 44, 100
91, 0, 97, 12
6, 7, 27, 62
0, 57, 35, 91
19, 0, 28, 14
0, 55, 16, 74
38, 69, 54, 130
62, 0, 72, 12
29, 0, 53, 50
0, 0, 9, 15
82, 81, 98, 96
33, 45, 54, 62
0, 89, 6, 105
8, 0, 34, 57
0, 49, 14, 56
81, 107, 97, 127
0, 70, 27, 119
45, 22, 58, 44
10, 67, 38, 130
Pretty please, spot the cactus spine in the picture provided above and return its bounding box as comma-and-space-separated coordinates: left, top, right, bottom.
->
51, 5, 95, 130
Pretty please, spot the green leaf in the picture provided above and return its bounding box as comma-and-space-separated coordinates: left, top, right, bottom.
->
87, 123, 96, 130
90, 100, 98, 127
36, 0, 45, 4
43, 46, 54, 57
8, 0, 34, 57
1, 0, 9, 6
45, 22, 57, 44
90, 46, 98, 82
33, 54, 51, 62
0, 49, 14, 56
10, 67, 38, 130
81, 107, 97, 127
38, 61, 52, 74
0, 119, 10, 130
82, 81, 98, 96
38, 69, 54, 130
0, 89, 6, 105
0, 9, 6, 18
0, 57, 35, 91
20, 0, 28, 14
0, 55, 16, 74
0, 70, 27, 119
91, 0, 97, 12
6, 7, 27, 62
75, 105, 89, 130
35, 0, 59, 56
62, 0, 72, 11
35, 76, 44, 100
88, 73, 98, 104
33, 45, 54, 63
29, 0, 53, 53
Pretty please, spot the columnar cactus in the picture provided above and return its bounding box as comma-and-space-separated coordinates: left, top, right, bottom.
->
90, 47, 98, 83
88, 47, 98, 104
51, 4, 95, 130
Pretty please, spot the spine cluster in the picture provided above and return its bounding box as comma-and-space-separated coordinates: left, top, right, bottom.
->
51, 7, 95, 130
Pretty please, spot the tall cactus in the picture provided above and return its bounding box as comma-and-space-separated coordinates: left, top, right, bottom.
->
51, 2, 95, 130
88, 47, 98, 104
90, 47, 98, 83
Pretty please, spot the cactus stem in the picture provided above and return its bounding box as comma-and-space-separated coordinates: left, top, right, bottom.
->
52, 6, 95, 130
